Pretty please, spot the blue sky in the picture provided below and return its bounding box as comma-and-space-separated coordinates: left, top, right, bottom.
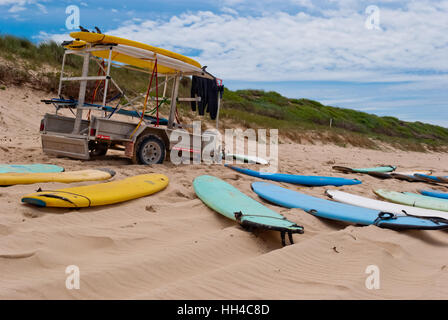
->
1, 0, 447, 127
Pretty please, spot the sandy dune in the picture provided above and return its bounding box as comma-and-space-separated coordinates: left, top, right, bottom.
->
1, 87, 448, 299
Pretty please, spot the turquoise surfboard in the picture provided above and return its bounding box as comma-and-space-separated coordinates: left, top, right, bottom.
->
0, 164, 64, 174
193, 175, 304, 245
375, 189, 448, 212
333, 165, 396, 174
251, 182, 448, 230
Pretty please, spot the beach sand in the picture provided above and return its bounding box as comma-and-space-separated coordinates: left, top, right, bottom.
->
1, 87, 448, 299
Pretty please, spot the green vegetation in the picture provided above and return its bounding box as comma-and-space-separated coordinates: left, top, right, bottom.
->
220, 89, 448, 150
1, 34, 447, 151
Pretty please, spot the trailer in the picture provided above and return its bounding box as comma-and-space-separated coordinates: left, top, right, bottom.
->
40, 31, 223, 164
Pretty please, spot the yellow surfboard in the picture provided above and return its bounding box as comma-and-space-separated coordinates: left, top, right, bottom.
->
67, 32, 201, 74
21, 173, 168, 208
0, 169, 115, 186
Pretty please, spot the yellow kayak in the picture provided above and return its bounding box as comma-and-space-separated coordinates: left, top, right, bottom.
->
21, 173, 169, 208
67, 32, 201, 74
0, 169, 115, 186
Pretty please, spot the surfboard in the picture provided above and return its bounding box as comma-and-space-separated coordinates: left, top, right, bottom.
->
67, 32, 201, 74
21, 173, 168, 208
226, 165, 361, 187
193, 175, 304, 245
414, 174, 448, 184
332, 165, 396, 174
326, 189, 448, 220
389, 172, 430, 182
251, 182, 448, 230
367, 170, 432, 180
420, 189, 448, 200
0, 169, 115, 186
0, 164, 64, 174
374, 189, 448, 212
223, 153, 269, 165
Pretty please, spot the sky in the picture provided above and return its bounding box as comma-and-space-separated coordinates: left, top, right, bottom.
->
0, 0, 447, 127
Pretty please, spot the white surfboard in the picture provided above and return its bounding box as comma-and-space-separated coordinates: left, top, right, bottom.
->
221, 152, 269, 165
381, 171, 432, 177
393, 171, 432, 176
326, 189, 448, 220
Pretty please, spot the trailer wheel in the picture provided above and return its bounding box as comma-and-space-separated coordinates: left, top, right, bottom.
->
89, 141, 109, 157
137, 135, 165, 164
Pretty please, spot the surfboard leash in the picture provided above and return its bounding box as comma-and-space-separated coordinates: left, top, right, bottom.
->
35, 189, 92, 208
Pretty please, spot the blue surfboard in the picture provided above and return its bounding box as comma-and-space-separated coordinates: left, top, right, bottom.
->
251, 182, 448, 230
0, 164, 64, 174
414, 174, 448, 183
226, 165, 361, 187
419, 189, 448, 200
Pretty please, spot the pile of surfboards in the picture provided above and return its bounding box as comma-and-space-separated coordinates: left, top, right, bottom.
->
192, 163, 448, 244
193, 176, 448, 248
333, 164, 448, 185
6, 161, 448, 248
1, 163, 169, 208
193, 162, 364, 245
252, 183, 448, 230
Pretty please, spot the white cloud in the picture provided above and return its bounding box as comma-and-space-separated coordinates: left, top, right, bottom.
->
291, 0, 315, 9
41, 1, 448, 83
221, 7, 239, 15
222, 0, 245, 6
36, 3, 47, 13
2, 0, 47, 15
0, 0, 23, 4
1, 0, 34, 7
8, 4, 26, 12
34, 31, 67, 43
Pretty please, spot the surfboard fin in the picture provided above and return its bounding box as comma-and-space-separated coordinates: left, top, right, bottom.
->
234, 211, 301, 246
280, 231, 294, 246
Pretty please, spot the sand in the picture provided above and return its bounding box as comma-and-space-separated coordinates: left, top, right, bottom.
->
1, 86, 448, 299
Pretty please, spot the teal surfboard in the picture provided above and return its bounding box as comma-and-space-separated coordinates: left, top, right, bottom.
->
375, 189, 448, 212
193, 175, 304, 245
0, 164, 64, 174
333, 165, 396, 174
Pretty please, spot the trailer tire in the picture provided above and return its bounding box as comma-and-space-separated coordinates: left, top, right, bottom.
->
89, 141, 109, 157
137, 135, 166, 164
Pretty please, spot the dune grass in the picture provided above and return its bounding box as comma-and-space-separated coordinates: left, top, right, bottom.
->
217, 88, 448, 151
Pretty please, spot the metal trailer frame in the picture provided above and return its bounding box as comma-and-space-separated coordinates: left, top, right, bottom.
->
40, 43, 222, 163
